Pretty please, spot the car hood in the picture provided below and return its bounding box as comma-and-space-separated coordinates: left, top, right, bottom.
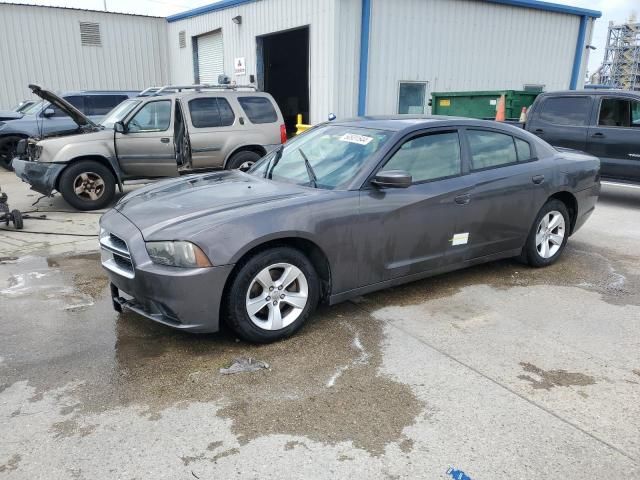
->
115, 170, 314, 239
0, 110, 23, 121
37, 127, 113, 147
29, 84, 97, 129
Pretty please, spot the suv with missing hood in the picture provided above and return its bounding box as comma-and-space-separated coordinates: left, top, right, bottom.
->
12, 84, 285, 210
0, 88, 139, 169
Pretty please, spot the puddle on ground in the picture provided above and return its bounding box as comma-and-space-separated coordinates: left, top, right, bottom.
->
1, 253, 423, 456
2, 238, 635, 455
517, 362, 596, 390
357, 241, 640, 309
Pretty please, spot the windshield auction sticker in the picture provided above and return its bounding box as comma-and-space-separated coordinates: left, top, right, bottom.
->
339, 133, 374, 145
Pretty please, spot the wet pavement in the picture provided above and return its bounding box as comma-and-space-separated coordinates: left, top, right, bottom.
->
1, 182, 640, 479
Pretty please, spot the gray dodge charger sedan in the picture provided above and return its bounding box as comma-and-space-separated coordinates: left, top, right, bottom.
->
100, 116, 600, 343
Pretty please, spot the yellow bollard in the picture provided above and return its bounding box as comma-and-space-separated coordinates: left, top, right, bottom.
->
295, 113, 311, 135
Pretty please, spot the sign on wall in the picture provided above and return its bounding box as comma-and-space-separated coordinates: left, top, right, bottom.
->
234, 57, 246, 76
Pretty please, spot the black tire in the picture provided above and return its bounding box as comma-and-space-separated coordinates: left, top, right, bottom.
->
225, 247, 320, 343
523, 199, 570, 268
58, 161, 116, 211
226, 150, 261, 170
11, 210, 23, 230
0, 136, 23, 171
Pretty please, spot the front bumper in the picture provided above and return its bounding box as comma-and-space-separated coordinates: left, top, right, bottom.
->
100, 208, 234, 333
12, 159, 65, 196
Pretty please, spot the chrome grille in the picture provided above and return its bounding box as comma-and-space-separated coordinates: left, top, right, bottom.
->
100, 231, 134, 278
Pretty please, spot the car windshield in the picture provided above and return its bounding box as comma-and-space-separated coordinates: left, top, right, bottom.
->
101, 99, 142, 128
21, 101, 45, 115
248, 125, 392, 190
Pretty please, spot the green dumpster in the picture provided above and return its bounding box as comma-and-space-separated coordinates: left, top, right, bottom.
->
430, 90, 541, 120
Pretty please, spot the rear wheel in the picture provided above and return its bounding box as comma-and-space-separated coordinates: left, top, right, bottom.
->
226, 247, 320, 343
0, 136, 23, 171
226, 150, 261, 171
523, 199, 570, 267
58, 161, 116, 211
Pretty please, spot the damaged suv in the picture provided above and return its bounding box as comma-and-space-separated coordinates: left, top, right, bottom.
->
13, 85, 285, 210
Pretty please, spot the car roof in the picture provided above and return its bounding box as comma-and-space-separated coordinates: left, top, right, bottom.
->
330, 115, 517, 132
143, 90, 273, 100
538, 89, 640, 99
62, 90, 140, 96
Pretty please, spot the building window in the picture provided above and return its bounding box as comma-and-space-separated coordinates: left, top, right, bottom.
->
79, 22, 102, 47
398, 82, 427, 114
179, 31, 186, 49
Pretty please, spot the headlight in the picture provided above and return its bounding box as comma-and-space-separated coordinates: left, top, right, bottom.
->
145, 241, 212, 268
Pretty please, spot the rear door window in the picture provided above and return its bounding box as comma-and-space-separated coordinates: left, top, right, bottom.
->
383, 131, 461, 182
467, 130, 518, 170
189, 97, 235, 128
598, 98, 640, 128
538, 96, 591, 126
238, 97, 278, 124
49, 95, 85, 117
87, 95, 129, 116
514, 137, 533, 161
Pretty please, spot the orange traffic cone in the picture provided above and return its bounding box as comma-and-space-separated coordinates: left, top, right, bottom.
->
495, 94, 506, 122
519, 106, 527, 123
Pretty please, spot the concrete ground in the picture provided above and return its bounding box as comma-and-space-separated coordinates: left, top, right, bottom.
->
1, 170, 639, 479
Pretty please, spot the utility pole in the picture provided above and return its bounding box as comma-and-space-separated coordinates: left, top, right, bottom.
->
103, 0, 107, 11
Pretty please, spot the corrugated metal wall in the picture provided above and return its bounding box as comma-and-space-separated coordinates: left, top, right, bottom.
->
0, 4, 169, 108
366, 0, 586, 115
167, 0, 361, 124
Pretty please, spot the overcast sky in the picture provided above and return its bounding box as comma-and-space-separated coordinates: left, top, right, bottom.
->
0, 0, 636, 74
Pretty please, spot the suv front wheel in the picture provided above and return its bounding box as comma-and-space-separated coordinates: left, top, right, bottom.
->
58, 160, 116, 211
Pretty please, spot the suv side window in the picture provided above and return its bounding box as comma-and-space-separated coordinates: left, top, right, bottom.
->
383, 131, 461, 183
127, 100, 171, 132
598, 98, 640, 128
49, 95, 85, 117
467, 130, 518, 170
539, 96, 591, 126
238, 97, 278, 124
87, 95, 129, 116
189, 98, 235, 128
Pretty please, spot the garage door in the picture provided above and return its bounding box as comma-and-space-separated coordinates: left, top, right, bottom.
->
197, 31, 223, 84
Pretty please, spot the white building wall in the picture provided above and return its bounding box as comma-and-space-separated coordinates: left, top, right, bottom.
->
0, 4, 169, 108
365, 0, 585, 115
168, 0, 359, 125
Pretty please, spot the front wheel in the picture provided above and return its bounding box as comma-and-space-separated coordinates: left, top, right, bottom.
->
226, 150, 261, 171
523, 199, 570, 267
58, 161, 116, 211
226, 247, 320, 343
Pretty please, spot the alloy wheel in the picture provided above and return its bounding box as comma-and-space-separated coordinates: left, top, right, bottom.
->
245, 263, 309, 330
73, 172, 105, 201
535, 210, 565, 259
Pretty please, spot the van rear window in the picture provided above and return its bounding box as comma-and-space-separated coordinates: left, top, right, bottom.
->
238, 97, 278, 124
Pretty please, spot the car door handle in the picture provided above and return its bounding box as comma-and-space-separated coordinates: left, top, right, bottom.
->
591, 132, 605, 138
160, 137, 170, 143
532, 175, 545, 185
534, 128, 544, 135
455, 194, 471, 205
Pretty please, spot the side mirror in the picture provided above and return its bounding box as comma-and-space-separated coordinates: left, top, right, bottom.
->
328, 113, 336, 121
43, 108, 55, 118
371, 170, 412, 189
114, 121, 126, 134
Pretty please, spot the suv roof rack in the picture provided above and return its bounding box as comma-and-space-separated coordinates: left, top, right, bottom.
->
139, 84, 259, 96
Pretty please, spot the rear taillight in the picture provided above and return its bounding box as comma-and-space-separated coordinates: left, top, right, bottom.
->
280, 124, 287, 144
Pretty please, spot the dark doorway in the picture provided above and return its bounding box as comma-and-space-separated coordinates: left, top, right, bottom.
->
257, 27, 309, 134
